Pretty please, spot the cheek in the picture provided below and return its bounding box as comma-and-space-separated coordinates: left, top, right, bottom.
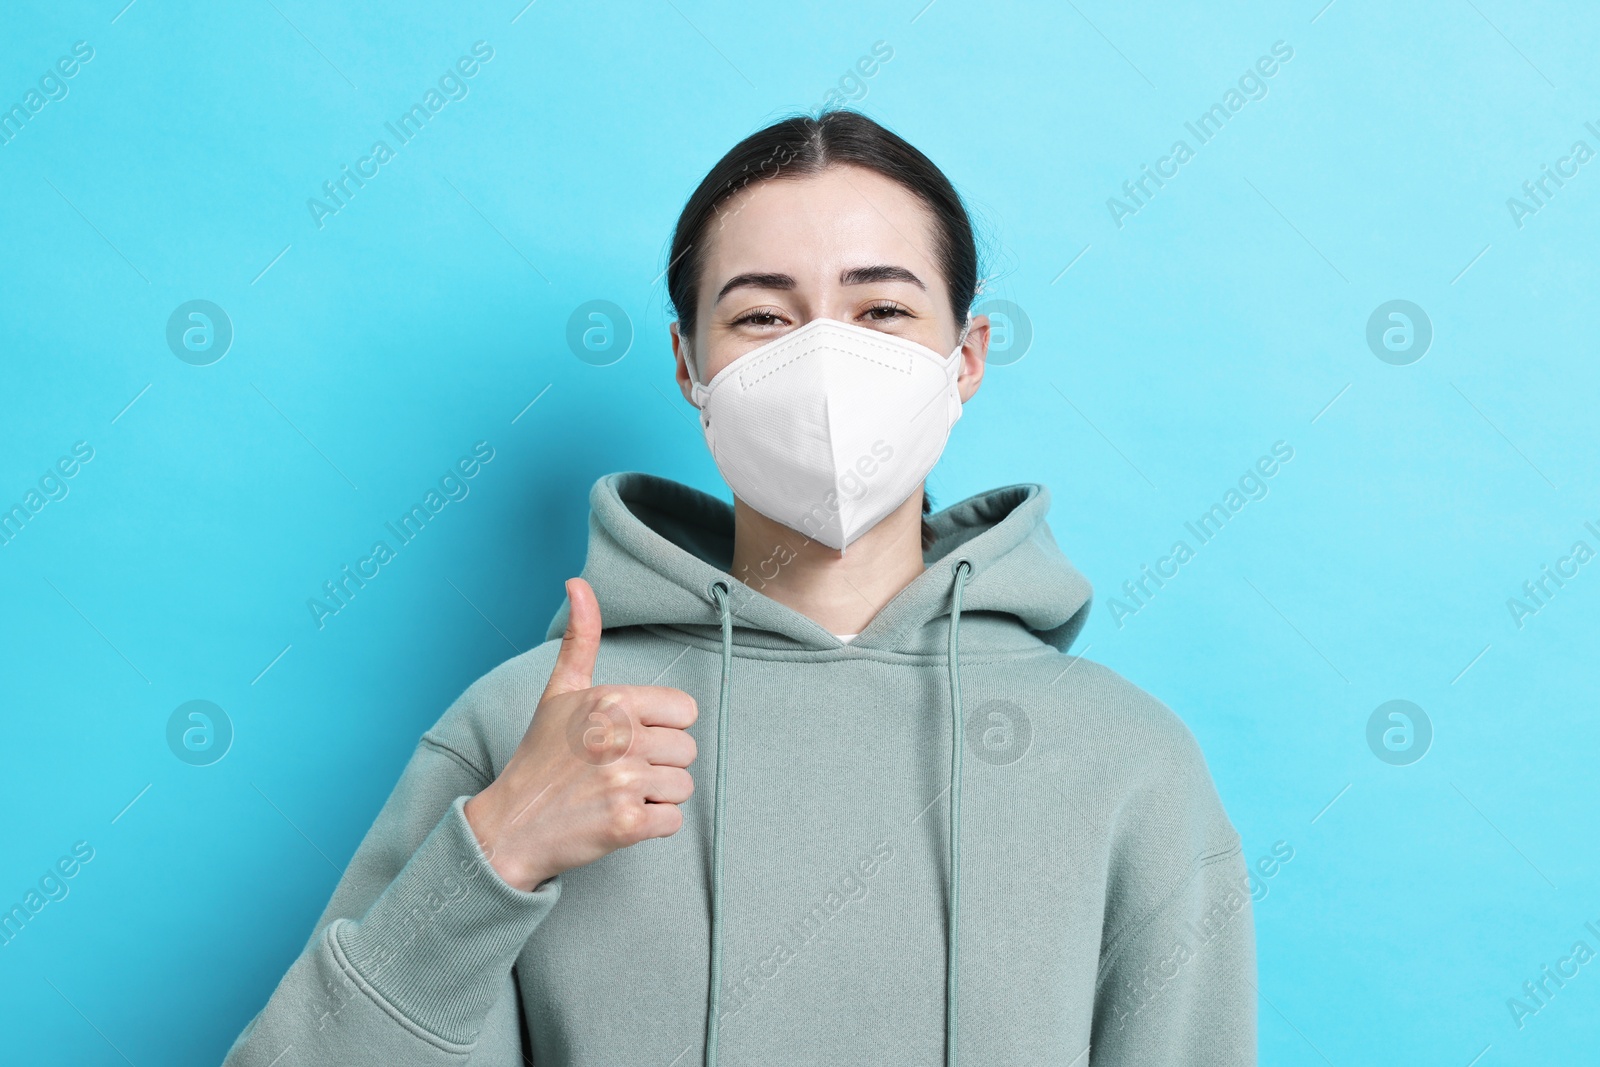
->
697, 328, 780, 382
881, 312, 960, 358
695, 343, 734, 385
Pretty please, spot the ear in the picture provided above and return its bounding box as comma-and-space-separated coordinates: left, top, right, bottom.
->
671, 321, 700, 407
955, 313, 990, 403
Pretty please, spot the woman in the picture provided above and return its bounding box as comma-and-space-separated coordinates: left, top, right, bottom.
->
223, 110, 1255, 1066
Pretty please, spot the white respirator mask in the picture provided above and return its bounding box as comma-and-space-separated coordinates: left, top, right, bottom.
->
686, 315, 972, 552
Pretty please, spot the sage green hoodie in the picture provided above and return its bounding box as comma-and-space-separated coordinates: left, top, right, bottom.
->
221, 472, 1256, 1066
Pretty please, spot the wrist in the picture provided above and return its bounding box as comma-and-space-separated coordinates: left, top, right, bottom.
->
464, 788, 553, 892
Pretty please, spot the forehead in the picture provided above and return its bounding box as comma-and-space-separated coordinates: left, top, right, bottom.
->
701, 165, 941, 293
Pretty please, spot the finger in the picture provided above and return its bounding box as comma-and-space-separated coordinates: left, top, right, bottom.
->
606, 685, 697, 729
639, 765, 695, 806
544, 578, 602, 700
638, 724, 697, 768
633, 802, 685, 841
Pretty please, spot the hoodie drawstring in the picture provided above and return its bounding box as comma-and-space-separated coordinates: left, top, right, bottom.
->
700, 563, 971, 1067
946, 558, 972, 1067
704, 580, 734, 1067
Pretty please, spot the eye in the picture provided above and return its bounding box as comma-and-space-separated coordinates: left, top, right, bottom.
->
729, 308, 788, 328
862, 302, 911, 322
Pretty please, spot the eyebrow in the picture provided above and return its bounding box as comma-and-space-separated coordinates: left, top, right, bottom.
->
842, 264, 926, 290
714, 264, 927, 305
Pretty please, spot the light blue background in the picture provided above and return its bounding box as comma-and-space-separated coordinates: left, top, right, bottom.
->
3, 1, 1597, 1063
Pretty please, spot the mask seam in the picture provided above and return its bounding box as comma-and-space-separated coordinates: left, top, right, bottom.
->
738, 344, 915, 390
697, 321, 958, 397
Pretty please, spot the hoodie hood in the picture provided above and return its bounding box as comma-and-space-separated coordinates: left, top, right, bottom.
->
544, 472, 1093, 657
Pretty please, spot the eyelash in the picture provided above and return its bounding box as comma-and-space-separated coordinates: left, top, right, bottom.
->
730, 303, 910, 327
730, 309, 784, 327
864, 303, 911, 321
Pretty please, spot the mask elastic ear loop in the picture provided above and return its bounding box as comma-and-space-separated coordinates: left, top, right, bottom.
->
942, 313, 973, 429
950, 312, 974, 364
682, 336, 709, 409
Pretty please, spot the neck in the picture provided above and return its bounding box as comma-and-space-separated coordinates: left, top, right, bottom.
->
729, 490, 928, 634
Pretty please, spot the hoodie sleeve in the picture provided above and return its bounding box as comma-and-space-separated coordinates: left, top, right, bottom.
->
1086, 688, 1257, 1066
1089, 839, 1257, 1065
220, 680, 560, 1066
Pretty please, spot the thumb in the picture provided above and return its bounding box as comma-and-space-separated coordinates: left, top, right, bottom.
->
544, 577, 601, 699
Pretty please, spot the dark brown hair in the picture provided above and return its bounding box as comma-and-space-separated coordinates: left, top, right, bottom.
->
665, 109, 979, 552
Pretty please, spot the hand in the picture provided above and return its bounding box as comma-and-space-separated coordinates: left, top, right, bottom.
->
463, 578, 699, 892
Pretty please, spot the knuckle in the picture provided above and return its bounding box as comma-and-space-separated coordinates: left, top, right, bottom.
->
588, 684, 625, 709
601, 763, 635, 793
608, 798, 644, 840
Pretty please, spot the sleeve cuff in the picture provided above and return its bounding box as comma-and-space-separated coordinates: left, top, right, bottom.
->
335, 795, 561, 1044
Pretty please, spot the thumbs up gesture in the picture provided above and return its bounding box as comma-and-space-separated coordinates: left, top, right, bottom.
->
464, 578, 700, 892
